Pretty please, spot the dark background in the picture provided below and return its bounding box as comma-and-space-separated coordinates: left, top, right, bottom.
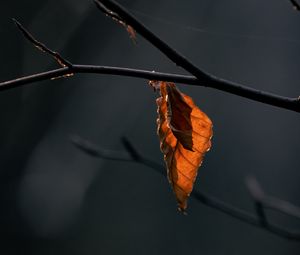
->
0, 0, 300, 254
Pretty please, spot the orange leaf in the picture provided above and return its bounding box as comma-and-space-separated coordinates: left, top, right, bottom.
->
154, 81, 213, 212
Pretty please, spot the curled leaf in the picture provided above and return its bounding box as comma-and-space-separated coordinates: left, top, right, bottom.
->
154, 81, 213, 212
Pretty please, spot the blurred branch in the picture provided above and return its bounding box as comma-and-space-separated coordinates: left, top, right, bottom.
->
290, 0, 300, 11
247, 177, 300, 219
71, 135, 300, 241
0, 14, 300, 112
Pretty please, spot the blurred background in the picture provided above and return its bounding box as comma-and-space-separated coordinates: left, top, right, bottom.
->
0, 0, 300, 254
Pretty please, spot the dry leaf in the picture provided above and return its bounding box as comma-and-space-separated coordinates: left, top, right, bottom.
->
153, 81, 213, 212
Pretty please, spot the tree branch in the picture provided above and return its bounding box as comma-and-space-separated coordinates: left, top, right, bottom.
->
1, 64, 298, 114
71, 135, 300, 241
13, 19, 72, 68
0, 16, 299, 112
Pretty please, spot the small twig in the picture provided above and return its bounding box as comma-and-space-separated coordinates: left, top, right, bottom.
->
70, 134, 131, 161
13, 19, 73, 68
290, 0, 300, 11
72, 135, 300, 241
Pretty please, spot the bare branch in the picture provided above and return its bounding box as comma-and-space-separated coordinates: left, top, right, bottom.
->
70, 134, 131, 161
13, 19, 73, 68
1, 63, 299, 112
72, 135, 300, 241
0, 65, 210, 91
290, 0, 300, 11
1, 65, 300, 113
94, 0, 300, 113
0, 12, 298, 112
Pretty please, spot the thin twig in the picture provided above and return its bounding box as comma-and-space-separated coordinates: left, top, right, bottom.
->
290, 0, 300, 10
71, 135, 300, 241
95, 0, 300, 112
13, 19, 73, 68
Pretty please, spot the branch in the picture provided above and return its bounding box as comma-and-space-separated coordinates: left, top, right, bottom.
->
71, 135, 300, 241
290, 0, 300, 11
95, 0, 300, 112
0, 17, 299, 112
13, 19, 72, 68
246, 176, 268, 226
1, 64, 300, 113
